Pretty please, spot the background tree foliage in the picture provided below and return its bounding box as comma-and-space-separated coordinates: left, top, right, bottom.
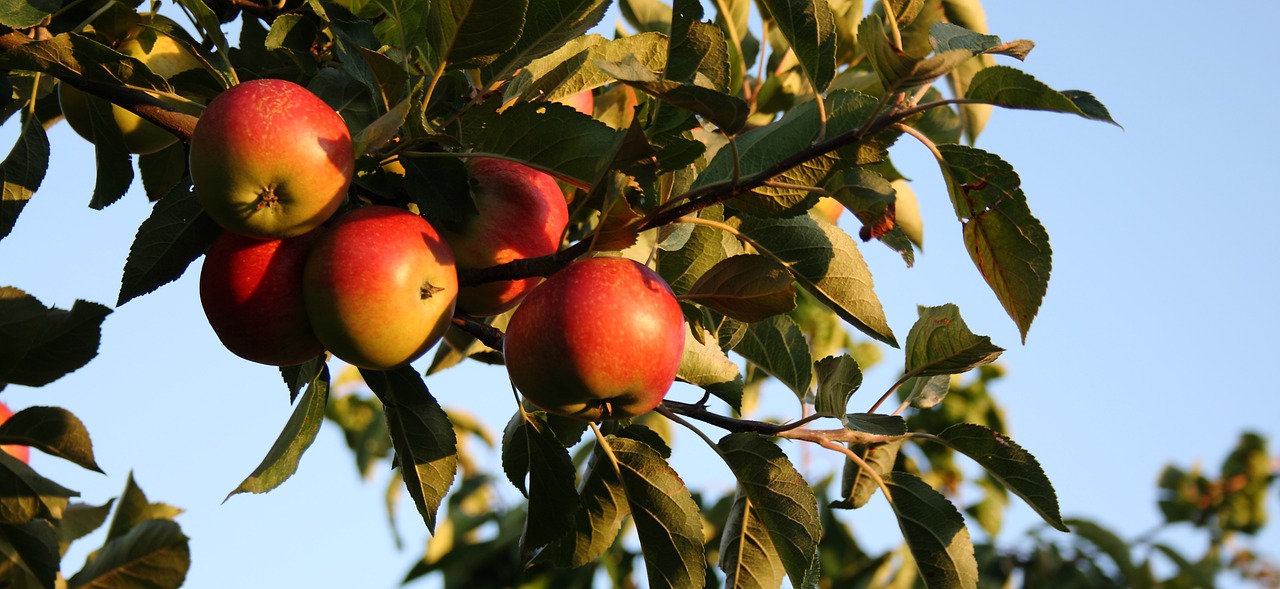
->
0, 0, 1276, 587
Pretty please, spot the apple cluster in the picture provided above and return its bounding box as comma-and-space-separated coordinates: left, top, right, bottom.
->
191, 79, 686, 421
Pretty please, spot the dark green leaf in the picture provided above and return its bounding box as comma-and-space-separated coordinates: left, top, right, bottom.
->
1064, 518, 1139, 582
325, 393, 392, 478
844, 413, 905, 436
826, 166, 897, 242
104, 473, 181, 543
545, 442, 629, 567
173, 0, 233, 81
362, 366, 458, 534
719, 488, 787, 589
719, 433, 822, 589
0, 34, 170, 90
280, 356, 325, 404
834, 440, 900, 509
136, 142, 186, 202
0, 118, 48, 243
884, 472, 978, 589
0, 0, 58, 28
484, 0, 612, 81
658, 212, 744, 296
84, 94, 133, 211
728, 314, 812, 401
902, 374, 951, 409
813, 354, 862, 418
738, 213, 897, 347
461, 101, 620, 187
427, 0, 527, 69
686, 254, 797, 322
0, 452, 77, 524
68, 519, 189, 589
596, 55, 749, 133
517, 412, 578, 554
0, 287, 110, 388
226, 365, 331, 499
904, 304, 1003, 377
611, 436, 706, 589
676, 326, 744, 412
0, 519, 58, 588
373, 0, 428, 63
759, 0, 837, 91
58, 500, 116, 556
668, 0, 730, 91
619, 0, 670, 33
936, 423, 1066, 531
0, 406, 102, 472
966, 66, 1119, 126
116, 179, 221, 306
935, 145, 1051, 342
351, 97, 409, 156
503, 33, 667, 105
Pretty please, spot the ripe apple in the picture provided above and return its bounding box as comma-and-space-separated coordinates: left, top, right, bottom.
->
58, 14, 203, 154
813, 197, 844, 223
503, 257, 686, 421
199, 229, 325, 366
0, 401, 30, 464
303, 206, 458, 370
556, 89, 594, 116
189, 78, 354, 239
440, 158, 568, 316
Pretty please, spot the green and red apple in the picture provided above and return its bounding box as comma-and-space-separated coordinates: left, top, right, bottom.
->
303, 206, 458, 370
503, 256, 686, 421
441, 158, 569, 316
58, 13, 204, 154
189, 78, 354, 239
556, 89, 594, 116
199, 229, 325, 366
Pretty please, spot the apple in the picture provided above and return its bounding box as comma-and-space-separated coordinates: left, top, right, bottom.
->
303, 206, 458, 370
58, 14, 203, 154
556, 89, 594, 116
440, 158, 568, 316
199, 229, 325, 366
502, 256, 686, 421
189, 78, 354, 239
0, 401, 30, 464
813, 196, 844, 223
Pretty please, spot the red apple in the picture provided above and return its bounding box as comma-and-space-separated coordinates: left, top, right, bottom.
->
0, 401, 30, 464
189, 79, 354, 239
503, 257, 686, 421
556, 89, 594, 116
303, 206, 458, 370
199, 230, 325, 366
441, 158, 568, 316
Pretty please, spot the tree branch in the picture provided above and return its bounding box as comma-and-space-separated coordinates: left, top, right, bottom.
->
456, 236, 592, 287
0, 30, 199, 142
449, 312, 505, 351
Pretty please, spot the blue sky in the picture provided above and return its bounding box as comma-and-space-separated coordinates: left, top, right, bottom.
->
2, 0, 1278, 587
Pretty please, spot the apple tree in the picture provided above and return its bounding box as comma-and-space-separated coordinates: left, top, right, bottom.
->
0, 0, 1162, 586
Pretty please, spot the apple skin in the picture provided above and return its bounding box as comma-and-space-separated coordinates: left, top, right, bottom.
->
189, 79, 354, 239
441, 158, 568, 316
813, 197, 844, 224
303, 206, 458, 370
557, 90, 594, 116
503, 257, 686, 421
199, 229, 325, 366
58, 16, 203, 155
0, 401, 30, 464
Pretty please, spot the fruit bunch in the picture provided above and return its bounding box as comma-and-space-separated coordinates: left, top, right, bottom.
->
191, 81, 685, 419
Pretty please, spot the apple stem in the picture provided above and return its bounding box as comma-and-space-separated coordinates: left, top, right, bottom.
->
449, 313, 504, 351
588, 422, 624, 478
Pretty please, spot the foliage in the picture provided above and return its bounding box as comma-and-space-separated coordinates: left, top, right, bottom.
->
4, 0, 1229, 587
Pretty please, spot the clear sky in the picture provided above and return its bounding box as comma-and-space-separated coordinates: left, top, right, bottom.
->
2, 0, 1277, 587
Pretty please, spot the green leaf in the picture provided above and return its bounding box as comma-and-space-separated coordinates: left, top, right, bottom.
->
659, 208, 744, 295
0, 34, 171, 91
1064, 518, 1139, 582
610, 436, 706, 589
325, 393, 392, 478
596, 55, 749, 134
545, 442, 629, 567
84, 94, 134, 211
965, 66, 1119, 126
884, 472, 978, 589
104, 473, 182, 543
0, 406, 102, 472
686, 254, 797, 322
0, 519, 59, 588
676, 326, 744, 412
719, 488, 787, 589
904, 304, 1003, 377
935, 145, 1051, 342
426, 0, 527, 69
461, 101, 620, 187
902, 374, 950, 409
813, 355, 862, 418
362, 366, 458, 534
516, 412, 578, 554
505, 33, 667, 107
845, 413, 906, 435
738, 213, 897, 347
280, 356, 325, 403
826, 166, 897, 242
172, 0, 234, 83
936, 423, 1066, 532
116, 179, 222, 307
668, 0, 730, 91
0, 0, 58, 28
0, 287, 110, 388
68, 519, 190, 589
759, 0, 837, 91
834, 439, 900, 509
0, 118, 48, 243
137, 142, 187, 202
226, 365, 331, 499
351, 97, 409, 156
484, 0, 612, 81
719, 433, 822, 589
0, 452, 77, 524
58, 500, 116, 556
727, 314, 812, 401
373, 0, 427, 61
619, 0, 670, 33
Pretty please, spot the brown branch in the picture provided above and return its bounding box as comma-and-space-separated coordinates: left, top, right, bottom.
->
449, 313, 505, 352
456, 236, 592, 287
0, 30, 199, 142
